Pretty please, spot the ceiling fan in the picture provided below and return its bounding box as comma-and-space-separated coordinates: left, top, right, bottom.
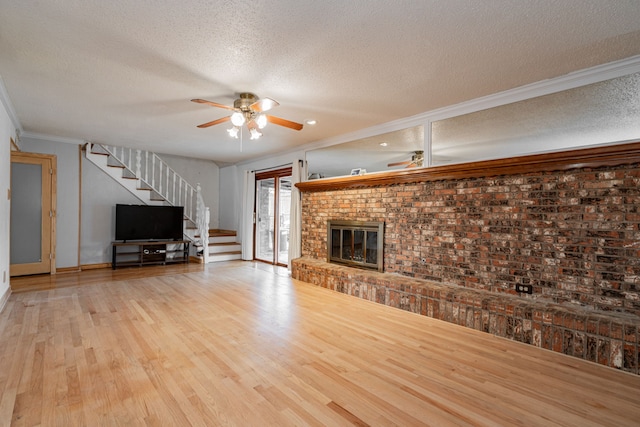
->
388, 150, 424, 168
191, 92, 303, 140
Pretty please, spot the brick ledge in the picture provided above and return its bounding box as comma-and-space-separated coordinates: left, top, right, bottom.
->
291, 256, 640, 374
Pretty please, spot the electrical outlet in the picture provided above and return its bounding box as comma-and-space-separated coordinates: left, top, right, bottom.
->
516, 284, 533, 294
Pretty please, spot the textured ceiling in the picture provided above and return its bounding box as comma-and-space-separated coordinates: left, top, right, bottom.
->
1, 1, 640, 165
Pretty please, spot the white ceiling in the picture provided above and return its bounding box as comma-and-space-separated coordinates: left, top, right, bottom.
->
1, 1, 640, 165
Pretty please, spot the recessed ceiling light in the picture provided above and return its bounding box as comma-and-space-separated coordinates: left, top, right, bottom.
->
305, 119, 317, 125
379, 142, 388, 147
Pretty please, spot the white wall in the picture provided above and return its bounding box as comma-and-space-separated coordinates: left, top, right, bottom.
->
20, 137, 80, 268
218, 165, 239, 231
0, 96, 16, 308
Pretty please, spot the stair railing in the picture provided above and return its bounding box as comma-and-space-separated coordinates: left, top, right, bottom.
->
196, 184, 210, 264
98, 144, 210, 253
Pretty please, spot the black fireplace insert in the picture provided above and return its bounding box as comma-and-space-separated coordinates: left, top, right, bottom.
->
327, 220, 384, 271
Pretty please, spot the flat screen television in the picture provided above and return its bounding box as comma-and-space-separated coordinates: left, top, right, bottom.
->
115, 204, 184, 241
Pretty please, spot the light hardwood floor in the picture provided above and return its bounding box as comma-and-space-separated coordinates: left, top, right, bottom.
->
2, 261, 640, 426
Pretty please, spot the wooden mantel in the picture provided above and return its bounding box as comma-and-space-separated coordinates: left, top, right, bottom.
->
297, 141, 640, 192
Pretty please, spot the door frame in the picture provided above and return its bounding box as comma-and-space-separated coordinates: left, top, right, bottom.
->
254, 167, 292, 266
10, 151, 57, 276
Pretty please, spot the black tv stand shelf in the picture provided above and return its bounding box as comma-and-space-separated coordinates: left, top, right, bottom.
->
112, 240, 190, 269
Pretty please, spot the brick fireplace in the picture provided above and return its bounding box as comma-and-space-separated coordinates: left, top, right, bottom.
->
293, 142, 640, 375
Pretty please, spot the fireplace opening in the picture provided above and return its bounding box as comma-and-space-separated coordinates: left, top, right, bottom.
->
327, 220, 384, 271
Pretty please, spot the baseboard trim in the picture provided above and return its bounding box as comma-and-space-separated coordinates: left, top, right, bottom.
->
80, 263, 111, 271
56, 266, 82, 274
0, 287, 11, 313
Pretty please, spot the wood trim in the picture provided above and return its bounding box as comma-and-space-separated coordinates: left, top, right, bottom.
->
50, 155, 57, 274
78, 145, 82, 269
56, 266, 82, 274
296, 141, 640, 192
255, 166, 292, 181
80, 263, 111, 271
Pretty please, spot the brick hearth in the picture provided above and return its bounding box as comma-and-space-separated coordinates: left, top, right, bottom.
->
292, 257, 639, 372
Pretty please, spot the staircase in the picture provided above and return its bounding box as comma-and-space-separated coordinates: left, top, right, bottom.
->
201, 230, 242, 262
85, 142, 236, 264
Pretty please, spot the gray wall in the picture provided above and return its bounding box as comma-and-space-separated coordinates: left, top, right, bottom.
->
81, 154, 140, 265
218, 165, 239, 231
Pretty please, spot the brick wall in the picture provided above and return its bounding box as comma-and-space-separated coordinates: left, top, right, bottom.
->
301, 165, 640, 315
294, 161, 640, 373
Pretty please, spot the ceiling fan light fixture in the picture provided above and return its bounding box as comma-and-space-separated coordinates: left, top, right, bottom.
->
249, 128, 262, 140
192, 94, 304, 139
256, 114, 268, 129
230, 111, 245, 126
227, 126, 240, 139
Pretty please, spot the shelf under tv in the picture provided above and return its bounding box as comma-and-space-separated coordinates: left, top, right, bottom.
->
111, 240, 190, 270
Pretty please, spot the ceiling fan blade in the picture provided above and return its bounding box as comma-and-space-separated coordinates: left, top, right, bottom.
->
250, 97, 279, 113
197, 116, 231, 128
266, 115, 303, 131
387, 160, 411, 167
405, 162, 417, 168
191, 98, 236, 111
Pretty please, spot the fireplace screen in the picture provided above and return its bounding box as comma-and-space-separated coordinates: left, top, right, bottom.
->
327, 220, 383, 271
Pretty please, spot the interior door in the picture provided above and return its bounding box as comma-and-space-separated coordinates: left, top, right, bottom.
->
10, 152, 56, 276
254, 167, 292, 266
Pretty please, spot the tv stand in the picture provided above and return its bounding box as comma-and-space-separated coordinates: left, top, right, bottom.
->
112, 240, 190, 269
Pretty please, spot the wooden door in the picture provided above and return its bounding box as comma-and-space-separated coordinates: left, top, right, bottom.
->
10, 152, 56, 276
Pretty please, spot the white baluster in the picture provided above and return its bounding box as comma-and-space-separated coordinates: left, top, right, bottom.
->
172, 174, 176, 205
135, 150, 141, 178
196, 184, 201, 224
144, 151, 149, 182
196, 183, 203, 218
151, 155, 156, 188
166, 168, 170, 201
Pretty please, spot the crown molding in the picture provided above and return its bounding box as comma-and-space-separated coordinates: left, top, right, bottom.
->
20, 131, 85, 145
420, 54, 640, 123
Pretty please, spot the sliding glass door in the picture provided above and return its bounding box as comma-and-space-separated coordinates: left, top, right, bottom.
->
255, 168, 292, 266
